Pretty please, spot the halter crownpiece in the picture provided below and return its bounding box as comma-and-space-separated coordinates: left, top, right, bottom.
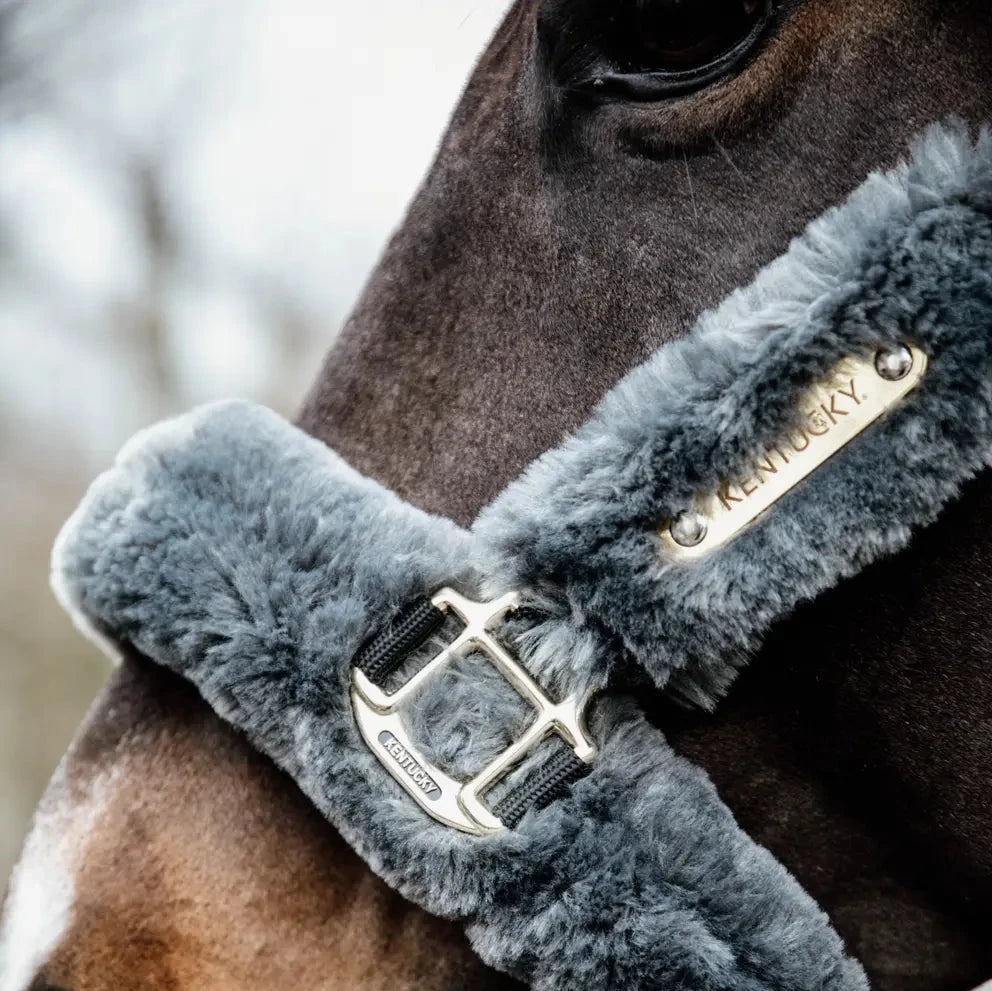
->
53, 122, 991, 990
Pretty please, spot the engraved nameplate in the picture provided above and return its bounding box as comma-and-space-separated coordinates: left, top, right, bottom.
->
661, 346, 927, 560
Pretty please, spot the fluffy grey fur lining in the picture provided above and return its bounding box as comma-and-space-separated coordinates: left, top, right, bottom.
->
53, 402, 865, 991
477, 121, 992, 707
50, 121, 992, 990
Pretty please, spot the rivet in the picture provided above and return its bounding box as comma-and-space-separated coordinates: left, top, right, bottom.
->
670, 510, 708, 548
874, 344, 914, 382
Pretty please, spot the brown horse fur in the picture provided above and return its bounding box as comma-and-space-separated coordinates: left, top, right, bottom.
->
3, 0, 992, 989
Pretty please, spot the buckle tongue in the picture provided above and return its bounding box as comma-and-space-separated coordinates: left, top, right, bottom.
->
351, 588, 596, 835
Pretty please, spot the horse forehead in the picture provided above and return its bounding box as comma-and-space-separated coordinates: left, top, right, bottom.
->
0, 762, 120, 991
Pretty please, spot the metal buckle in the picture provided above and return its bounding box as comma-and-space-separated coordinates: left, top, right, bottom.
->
351, 588, 597, 835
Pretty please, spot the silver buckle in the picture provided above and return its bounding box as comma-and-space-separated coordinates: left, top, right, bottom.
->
351, 588, 597, 836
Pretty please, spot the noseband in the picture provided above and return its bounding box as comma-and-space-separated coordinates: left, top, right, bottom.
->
52, 122, 992, 990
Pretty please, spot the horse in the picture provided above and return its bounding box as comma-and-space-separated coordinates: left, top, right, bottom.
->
2, 1, 990, 988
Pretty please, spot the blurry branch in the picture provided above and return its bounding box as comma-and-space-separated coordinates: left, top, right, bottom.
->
137, 161, 179, 404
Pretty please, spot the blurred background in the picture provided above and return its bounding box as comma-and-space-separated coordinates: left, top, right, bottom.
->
0, 0, 506, 882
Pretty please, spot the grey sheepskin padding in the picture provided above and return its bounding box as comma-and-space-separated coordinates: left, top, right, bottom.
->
51, 121, 992, 990
477, 120, 992, 706
54, 403, 865, 991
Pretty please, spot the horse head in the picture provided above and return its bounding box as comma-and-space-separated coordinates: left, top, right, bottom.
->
3, 2, 990, 989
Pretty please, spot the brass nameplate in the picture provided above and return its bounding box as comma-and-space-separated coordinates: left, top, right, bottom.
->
661, 346, 927, 560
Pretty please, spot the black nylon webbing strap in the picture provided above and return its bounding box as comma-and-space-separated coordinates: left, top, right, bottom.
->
354, 596, 445, 686
492, 746, 590, 828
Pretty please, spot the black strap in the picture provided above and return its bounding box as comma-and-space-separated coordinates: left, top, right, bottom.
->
355, 597, 446, 686
492, 745, 590, 828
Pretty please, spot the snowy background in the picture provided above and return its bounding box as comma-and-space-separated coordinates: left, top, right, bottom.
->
0, 0, 507, 881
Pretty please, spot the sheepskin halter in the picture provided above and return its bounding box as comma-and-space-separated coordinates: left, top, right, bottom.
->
54, 122, 992, 990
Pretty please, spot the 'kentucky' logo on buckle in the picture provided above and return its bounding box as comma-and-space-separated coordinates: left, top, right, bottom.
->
662, 345, 927, 560
378, 731, 443, 801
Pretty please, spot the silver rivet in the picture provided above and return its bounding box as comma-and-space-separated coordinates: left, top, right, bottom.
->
670, 510, 708, 547
874, 344, 914, 381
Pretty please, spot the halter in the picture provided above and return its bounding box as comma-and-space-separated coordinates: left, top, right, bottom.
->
52, 121, 992, 990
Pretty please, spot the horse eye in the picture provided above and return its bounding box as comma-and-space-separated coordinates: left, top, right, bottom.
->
543, 0, 778, 101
